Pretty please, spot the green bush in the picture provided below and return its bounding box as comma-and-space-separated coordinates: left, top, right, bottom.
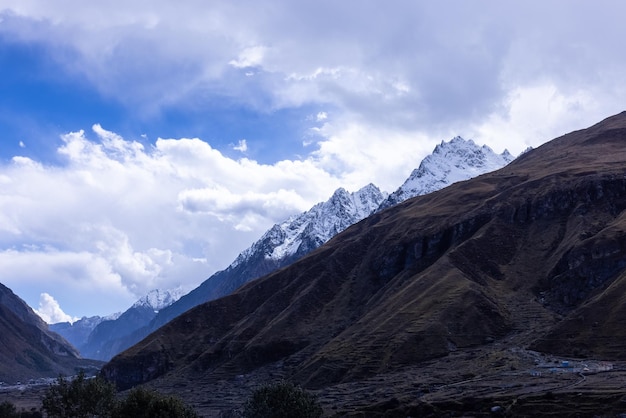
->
40, 370, 198, 418
112, 387, 198, 418
42, 371, 115, 418
242, 381, 323, 418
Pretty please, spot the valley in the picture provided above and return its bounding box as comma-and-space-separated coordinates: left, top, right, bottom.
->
3, 345, 624, 416
5, 113, 626, 416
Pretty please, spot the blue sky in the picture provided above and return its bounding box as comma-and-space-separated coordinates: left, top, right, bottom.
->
0, 0, 625, 321
0, 34, 319, 165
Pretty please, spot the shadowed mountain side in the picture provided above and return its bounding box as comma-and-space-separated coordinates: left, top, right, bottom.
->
103, 112, 626, 392
0, 283, 102, 383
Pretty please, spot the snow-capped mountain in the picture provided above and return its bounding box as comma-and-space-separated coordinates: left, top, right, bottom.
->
378, 136, 514, 210
51, 288, 183, 361
49, 315, 107, 349
143, 184, 387, 333
132, 287, 185, 312
235, 183, 386, 265
49, 311, 123, 350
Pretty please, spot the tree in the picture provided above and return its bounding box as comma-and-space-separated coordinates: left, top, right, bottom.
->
0, 401, 42, 418
41, 370, 199, 418
242, 381, 323, 418
0, 401, 18, 418
42, 371, 116, 418
112, 387, 198, 418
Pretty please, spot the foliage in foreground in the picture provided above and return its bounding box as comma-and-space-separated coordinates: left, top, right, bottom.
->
242, 380, 323, 418
0, 401, 42, 418
40, 371, 198, 418
111, 387, 198, 418
42, 371, 115, 418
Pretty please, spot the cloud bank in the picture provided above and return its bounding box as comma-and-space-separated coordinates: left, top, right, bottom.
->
0, 124, 430, 318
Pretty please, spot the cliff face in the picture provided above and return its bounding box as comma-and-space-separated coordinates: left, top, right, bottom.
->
103, 112, 626, 393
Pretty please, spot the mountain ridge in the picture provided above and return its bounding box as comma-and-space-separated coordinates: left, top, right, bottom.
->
53, 136, 514, 362
143, 136, 514, 332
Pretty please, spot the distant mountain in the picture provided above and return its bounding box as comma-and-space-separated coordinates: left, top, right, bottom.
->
0, 283, 100, 383
53, 288, 183, 361
49, 315, 108, 349
378, 136, 514, 210
103, 112, 626, 416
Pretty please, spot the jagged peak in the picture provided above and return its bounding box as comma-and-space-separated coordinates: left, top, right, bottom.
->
331, 187, 349, 197
378, 136, 514, 210
132, 287, 185, 312
355, 183, 383, 195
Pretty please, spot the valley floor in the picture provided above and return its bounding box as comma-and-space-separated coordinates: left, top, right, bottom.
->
142, 345, 626, 417
3, 346, 625, 417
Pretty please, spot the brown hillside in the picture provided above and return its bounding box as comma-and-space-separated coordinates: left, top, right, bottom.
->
103, 112, 626, 406
0, 283, 102, 383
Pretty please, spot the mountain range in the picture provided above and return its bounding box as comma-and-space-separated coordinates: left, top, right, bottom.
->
51, 136, 512, 362
50, 288, 184, 361
101, 111, 626, 416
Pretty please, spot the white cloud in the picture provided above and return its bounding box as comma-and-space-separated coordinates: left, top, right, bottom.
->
470, 83, 609, 155
233, 139, 248, 152
229, 45, 267, 68
178, 187, 308, 231
34, 293, 79, 324
0, 121, 449, 316
310, 120, 438, 192
0, 126, 349, 316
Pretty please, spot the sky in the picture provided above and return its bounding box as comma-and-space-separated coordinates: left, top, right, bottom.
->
0, 1, 625, 322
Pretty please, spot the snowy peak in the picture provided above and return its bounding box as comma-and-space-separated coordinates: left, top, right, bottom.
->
231, 184, 386, 268
132, 288, 185, 312
379, 136, 514, 209
268, 183, 386, 260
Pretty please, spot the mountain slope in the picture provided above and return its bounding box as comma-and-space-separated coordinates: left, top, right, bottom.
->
140, 184, 386, 333
135, 138, 510, 336
0, 283, 100, 383
102, 111, 626, 398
